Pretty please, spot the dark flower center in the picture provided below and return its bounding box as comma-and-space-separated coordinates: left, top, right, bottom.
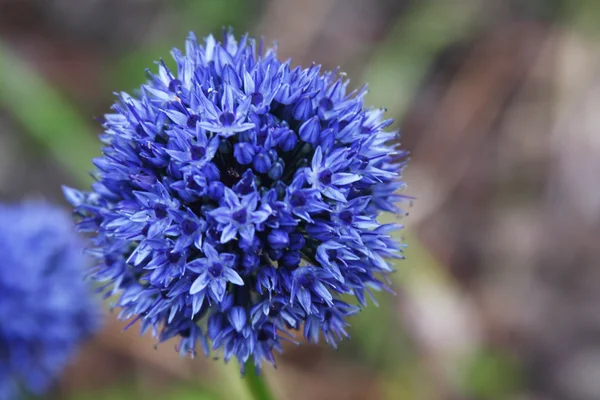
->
318, 169, 333, 185
154, 203, 168, 219
219, 111, 235, 126
209, 262, 223, 277
339, 210, 353, 225
349, 186, 362, 199
268, 302, 282, 315
135, 123, 146, 136
104, 255, 117, 266
257, 329, 271, 341
251, 92, 264, 106
257, 130, 268, 145
360, 125, 372, 134
190, 145, 206, 160
232, 208, 248, 224
168, 79, 182, 92
186, 176, 202, 191
298, 274, 314, 287
179, 327, 191, 338
290, 191, 307, 207
326, 249, 338, 260
167, 250, 181, 263
187, 115, 201, 128
319, 97, 333, 111
181, 219, 198, 235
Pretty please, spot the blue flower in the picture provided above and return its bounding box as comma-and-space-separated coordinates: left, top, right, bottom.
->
64, 30, 408, 372
0, 202, 99, 400
305, 146, 361, 202
188, 243, 244, 302
210, 188, 271, 246
197, 87, 256, 137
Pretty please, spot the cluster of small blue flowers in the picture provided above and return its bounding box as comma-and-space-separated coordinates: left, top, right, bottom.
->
0, 202, 99, 400
65, 31, 408, 370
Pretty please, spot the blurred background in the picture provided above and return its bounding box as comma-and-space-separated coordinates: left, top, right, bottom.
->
1, 0, 599, 399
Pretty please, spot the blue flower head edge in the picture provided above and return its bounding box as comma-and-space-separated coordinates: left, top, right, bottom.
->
64, 30, 410, 373
0, 202, 100, 399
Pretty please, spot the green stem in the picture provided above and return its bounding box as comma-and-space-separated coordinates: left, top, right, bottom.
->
243, 361, 275, 400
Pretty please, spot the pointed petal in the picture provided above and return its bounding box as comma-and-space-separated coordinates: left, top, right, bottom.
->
332, 173, 361, 186
229, 306, 247, 332
202, 242, 219, 259
190, 273, 209, 294
220, 223, 238, 243
297, 288, 312, 314
223, 268, 244, 285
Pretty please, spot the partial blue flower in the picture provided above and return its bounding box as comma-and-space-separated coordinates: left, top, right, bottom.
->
65, 30, 409, 372
210, 188, 271, 246
188, 243, 244, 303
0, 202, 100, 400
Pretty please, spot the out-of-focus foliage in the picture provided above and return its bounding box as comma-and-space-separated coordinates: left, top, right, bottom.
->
66, 383, 217, 400
461, 349, 524, 400
109, 0, 253, 92
0, 44, 99, 184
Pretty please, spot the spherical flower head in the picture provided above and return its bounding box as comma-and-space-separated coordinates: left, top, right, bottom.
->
0, 202, 100, 400
65, 30, 409, 372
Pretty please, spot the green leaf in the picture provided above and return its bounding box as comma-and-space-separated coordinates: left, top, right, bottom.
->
0, 42, 100, 186
461, 349, 524, 400
364, 2, 478, 118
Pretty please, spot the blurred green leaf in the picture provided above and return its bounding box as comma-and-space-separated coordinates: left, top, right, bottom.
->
66, 385, 136, 400
67, 382, 219, 400
160, 386, 219, 400
346, 289, 413, 371
110, 46, 176, 93
364, 2, 478, 118
178, 0, 253, 33
461, 349, 524, 400
566, 0, 600, 35
0, 43, 100, 186
110, 0, 253, 92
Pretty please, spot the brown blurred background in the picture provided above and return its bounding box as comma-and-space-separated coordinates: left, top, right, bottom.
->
1, 0, 599, 399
